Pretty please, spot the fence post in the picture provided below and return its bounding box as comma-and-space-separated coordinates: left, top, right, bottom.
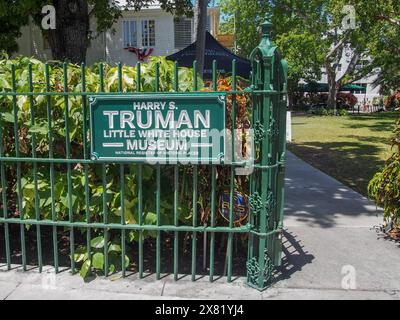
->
246, 16, 288, 291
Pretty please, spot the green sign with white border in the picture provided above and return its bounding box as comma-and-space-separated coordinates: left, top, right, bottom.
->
89, 94, 226, 163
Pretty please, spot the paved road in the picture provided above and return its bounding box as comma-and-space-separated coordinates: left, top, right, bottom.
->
1, 152, 399, 300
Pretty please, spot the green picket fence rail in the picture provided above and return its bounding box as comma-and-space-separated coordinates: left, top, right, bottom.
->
0, 18, 287, 290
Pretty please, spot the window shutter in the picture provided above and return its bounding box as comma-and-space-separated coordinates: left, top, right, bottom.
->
174, 18, 192, 49
123, 21, 129, 47
206, 15, 211, 32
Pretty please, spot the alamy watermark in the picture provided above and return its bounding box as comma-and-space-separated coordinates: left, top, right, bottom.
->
41, 5, 56, 30
341, 5, 356, 30
341, 265, 357, 290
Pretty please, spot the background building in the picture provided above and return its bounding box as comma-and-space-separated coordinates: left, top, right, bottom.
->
14, 2, 220, 66
320, 49, 381, 103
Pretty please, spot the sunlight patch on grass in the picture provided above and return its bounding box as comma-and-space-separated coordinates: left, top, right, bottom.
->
288, 113, 398, 195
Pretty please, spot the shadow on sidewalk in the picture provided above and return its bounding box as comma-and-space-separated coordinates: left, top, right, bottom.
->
274, 229, 314, 282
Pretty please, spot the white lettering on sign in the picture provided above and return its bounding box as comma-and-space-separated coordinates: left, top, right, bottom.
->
127, 139, 188, 151
90, 95, 232, 166
155, 111, 174, 129
132, 101, 168, 110
177, 111, 192, 128
194, 110, 210, 128
103, 111, 119, 129
137, 111, 152, 129
102, 109, 210, 130
120, 111, 135, 129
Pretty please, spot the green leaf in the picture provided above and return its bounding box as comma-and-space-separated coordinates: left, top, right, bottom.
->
17, 95, 29, 111
108, 243, 121, 253
29, 123, 49, 135
128, 231, 138, 242
74, 252, 87, 263
125, 255, 130, 268
90, 236, 105, 249
1, 112, 14, 123
80, 259, 91, 278
74, 245, 88, 263
144, 212, 157, 225
92, 252, 104, 270
0, 77, 11, 90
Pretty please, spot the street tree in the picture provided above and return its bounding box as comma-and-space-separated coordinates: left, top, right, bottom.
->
219, 0, 323, 107
352, 1, 400, 93
221, 0, 398, 111
269, 0, 377, 112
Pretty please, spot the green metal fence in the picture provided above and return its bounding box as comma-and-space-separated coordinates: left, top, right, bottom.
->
0, 18, 287, 290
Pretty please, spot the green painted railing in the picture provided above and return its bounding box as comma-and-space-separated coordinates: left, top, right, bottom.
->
0, 18, 287, 291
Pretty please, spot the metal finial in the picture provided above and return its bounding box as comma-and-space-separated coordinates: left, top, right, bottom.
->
261, 14, 273, 36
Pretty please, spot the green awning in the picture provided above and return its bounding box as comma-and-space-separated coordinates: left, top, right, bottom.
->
298, 83, 328, 92
341, 84, 366, 91
298, 83, 366, 93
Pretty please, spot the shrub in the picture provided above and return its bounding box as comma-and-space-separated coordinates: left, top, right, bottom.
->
299, 92, 357, 110
0, 56, 206, 276
0, 56, 252, 277
372, 96, 384, 106
308, 107, 335, 116
368, 115, 400, 234
336, 92, 358, 109
384, 91, 400, 111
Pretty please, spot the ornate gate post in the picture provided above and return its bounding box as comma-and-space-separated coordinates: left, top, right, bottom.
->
246, 16, 288, 290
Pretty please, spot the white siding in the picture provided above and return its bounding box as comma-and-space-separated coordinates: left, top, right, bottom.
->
14, 20, 52, 61
87, 19, 106, 65
105, 9, 174, 66
174, 18, 192, 49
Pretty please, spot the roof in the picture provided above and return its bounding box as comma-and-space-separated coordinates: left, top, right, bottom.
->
298, 82, 367, 93
116, 0, 162, 10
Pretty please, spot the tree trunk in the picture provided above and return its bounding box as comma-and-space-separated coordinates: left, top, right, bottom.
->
327, 82, 338, 114
287, 79, 299, 109
326, 64, 338, 113
195, 0, 207, 78
47, 0, 89, 64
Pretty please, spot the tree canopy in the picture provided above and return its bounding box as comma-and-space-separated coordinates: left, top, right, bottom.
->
353, 0, 400, 92
0, 0, 30, 55
220, 0, 400, 106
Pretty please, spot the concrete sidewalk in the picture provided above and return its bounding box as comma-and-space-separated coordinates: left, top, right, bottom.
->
277, 152, 400, 299
1, 152, 399, 300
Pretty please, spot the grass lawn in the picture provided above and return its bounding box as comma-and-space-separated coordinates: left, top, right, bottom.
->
288, 112, 399, 196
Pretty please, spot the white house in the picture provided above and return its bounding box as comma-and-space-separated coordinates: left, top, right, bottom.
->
320, 47, 381, 103
14, 2, 220, 66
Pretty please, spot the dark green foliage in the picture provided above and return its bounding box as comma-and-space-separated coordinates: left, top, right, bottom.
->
0, 0, 29, 54
0, 55, 202, 277
369, 115, 400, 230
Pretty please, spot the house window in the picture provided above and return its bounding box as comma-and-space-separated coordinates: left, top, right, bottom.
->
174, 18, 192, 49
141, 20, 155, 47
123, 20, 137, 47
